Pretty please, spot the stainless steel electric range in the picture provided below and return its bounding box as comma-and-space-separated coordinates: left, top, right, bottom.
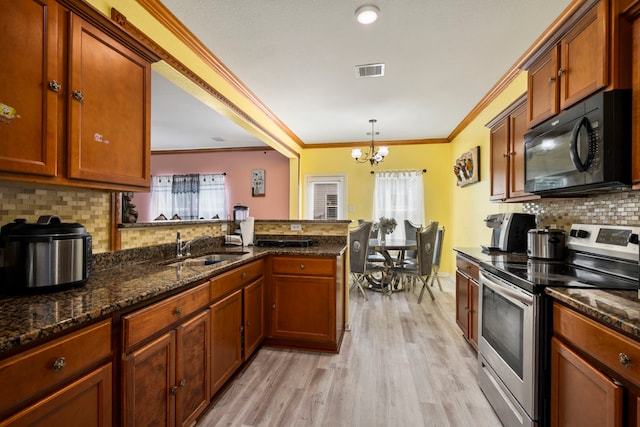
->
477, 223, 640, 427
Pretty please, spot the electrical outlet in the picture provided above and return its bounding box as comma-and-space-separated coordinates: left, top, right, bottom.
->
290, 223, 302, 231
221, 223, 228, 232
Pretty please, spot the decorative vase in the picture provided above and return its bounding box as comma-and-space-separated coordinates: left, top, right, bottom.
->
379, 229, 386, 244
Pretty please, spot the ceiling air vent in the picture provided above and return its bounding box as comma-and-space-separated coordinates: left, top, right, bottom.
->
355, 63, 385, 78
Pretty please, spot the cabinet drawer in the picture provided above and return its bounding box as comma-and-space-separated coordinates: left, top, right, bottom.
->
123, 283, 209, 349
210, 259, 264, 300
0, 319, 111, 417
271, 256, 335, 277
456, 256, 479, 281
554, 303, 640, 388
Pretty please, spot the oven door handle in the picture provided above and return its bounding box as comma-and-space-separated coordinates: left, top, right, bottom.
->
481, 273, 534, 307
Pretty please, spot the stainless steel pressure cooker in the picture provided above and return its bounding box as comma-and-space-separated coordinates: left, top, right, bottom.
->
0, 215, 92, 293
527, 227, 566, 260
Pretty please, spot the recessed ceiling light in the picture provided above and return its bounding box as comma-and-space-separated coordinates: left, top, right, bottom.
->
355, 5, 379, 25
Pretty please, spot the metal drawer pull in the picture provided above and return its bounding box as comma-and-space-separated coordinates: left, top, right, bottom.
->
241, 272, 247, 279
300, 264, 305, 269
175, 306, 183, 315
48, 80, 61, 92
72, 90, 84, 102
619, 353, 631, 368
52, 357, 66, 371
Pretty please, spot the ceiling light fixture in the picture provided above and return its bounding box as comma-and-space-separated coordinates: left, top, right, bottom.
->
355, 5, 380, 24
351, 119, 388, 166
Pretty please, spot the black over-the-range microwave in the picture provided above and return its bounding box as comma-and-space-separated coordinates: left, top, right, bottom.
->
524, 89, 632, 196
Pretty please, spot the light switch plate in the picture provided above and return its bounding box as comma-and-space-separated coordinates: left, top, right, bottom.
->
290, 223, 302, 231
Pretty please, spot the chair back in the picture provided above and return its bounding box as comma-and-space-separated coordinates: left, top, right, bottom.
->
350, 222, 373, 274
404, 219, 421, 258
432, 226, 445, 267
416, 221, 439, 276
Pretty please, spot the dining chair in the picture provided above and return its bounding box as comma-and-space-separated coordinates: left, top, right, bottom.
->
430, 226, 445, 291
390, 221, 439, 303
349, 222, 384, 301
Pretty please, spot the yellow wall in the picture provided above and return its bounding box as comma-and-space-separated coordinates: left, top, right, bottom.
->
447, 73, 529, 272
300, 142, 453, 270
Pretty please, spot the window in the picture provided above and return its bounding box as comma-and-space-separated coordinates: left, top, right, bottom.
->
305, 175, 346, 220
150, 173, 227, 220
372, 170, 424, 240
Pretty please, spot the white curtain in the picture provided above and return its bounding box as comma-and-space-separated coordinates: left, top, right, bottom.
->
198, 174, 227, 219
372, 170, 425, 240
150, 175, 173, 219
172, 174, 200, 220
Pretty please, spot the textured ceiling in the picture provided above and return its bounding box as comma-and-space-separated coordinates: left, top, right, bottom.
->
151, 0, 573, 150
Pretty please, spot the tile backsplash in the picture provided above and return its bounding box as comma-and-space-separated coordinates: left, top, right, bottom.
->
523, 190, 640, 230
0, 183, 111, 253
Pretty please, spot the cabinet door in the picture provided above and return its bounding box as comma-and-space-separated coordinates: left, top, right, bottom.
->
455, 271, 470, 339
0, 0, 58, 176
210, 289, 242, 396
175, 310, 210, 427
468, 279, 479, 350
123, 331, 175, 427
527, 46, 559, 127
632, 17, 640, 186
551, 337, 622, 427
270, 275, 335, 343
489, 118, 508, 201
1, 363, 111, 427
559, 2, 608, 110
67, 14, 150, 188
509, 102, 531, 199
243, 278, 264, 360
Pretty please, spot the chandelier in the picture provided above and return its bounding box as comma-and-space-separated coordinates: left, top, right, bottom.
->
351, 119, 389, 166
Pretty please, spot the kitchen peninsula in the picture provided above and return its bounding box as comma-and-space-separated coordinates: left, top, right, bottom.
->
0, 222, 348, 425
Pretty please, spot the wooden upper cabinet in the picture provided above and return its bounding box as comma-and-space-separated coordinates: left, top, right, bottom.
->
0, 0, 59, 177
0, 0, 157, 191
525, 0, 631, 129
67, 14, 151, 188
528, 46, 560, 127
487, 95, 535, 202
489, 119, 509, 201
559, 1, 608, 109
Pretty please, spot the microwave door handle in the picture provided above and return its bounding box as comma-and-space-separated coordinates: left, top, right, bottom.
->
569, 117, 596, 172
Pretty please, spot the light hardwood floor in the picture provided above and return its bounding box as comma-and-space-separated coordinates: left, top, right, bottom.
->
197, 277, 502, 426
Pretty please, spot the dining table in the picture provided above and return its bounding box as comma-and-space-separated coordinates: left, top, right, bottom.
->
367, 238, 417, 294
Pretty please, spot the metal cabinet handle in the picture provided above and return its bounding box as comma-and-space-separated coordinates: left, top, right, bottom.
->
170, 385, 178, 396
557, 68, 566, 77
241, 272, 247, 279
619, 353, 632, 368
300, 264, 305, 269
272, 304, 276, 309
48, 80, 61, 92
52, 356, 66, 371
548, 76, 556, 84
175, 306, 183, 315
178, 379, 186, 388
72, 90, 84, 102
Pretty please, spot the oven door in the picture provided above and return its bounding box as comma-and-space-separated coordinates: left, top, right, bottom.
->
478, 270, 539, 426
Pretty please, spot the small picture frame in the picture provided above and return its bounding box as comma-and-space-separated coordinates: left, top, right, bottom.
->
454, 146, 480, 187
252, 169, 265, 197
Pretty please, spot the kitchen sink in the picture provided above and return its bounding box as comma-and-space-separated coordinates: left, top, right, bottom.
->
162, 252, 247, 268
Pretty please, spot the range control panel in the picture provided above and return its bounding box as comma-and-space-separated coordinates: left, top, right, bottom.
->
568, 223, 640, 261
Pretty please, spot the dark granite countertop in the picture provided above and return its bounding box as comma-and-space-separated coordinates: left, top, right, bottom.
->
0, 243, 346, 357
455, 247, 640, 340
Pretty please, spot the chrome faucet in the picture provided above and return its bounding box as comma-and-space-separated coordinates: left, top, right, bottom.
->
176, 232, 213, 257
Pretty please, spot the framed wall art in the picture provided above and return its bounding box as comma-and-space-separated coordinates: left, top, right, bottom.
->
454, 146, 480, 187
252, 169, 265, 197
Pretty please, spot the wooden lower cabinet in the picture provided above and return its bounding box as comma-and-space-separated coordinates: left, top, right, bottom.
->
1, 363, 112, 427
210, 289, 243, 396
243, 277, 265, 359
550, 337, 622, 427
121, 283, 210, 427
0, 319, 112, 426
267, 255, 344, 352
455, 254, 479, 350
551, 301, 640, 426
